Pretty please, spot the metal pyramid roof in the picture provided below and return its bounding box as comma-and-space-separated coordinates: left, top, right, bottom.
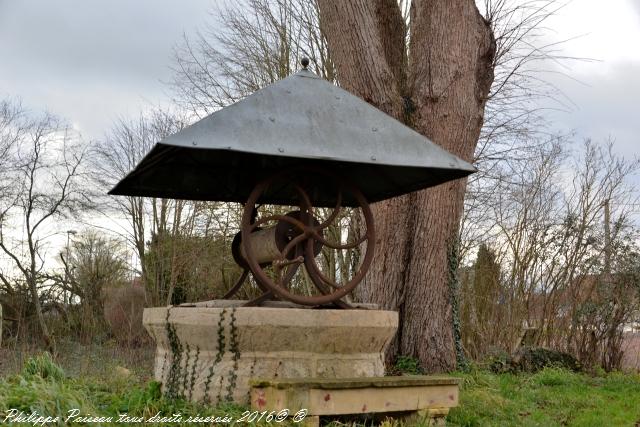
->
109, 69, 475, 206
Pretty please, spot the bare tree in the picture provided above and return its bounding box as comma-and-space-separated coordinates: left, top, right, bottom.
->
93, 109, 245, 305
459, 138, 640, 368
169, 0, 580, 371
316, 0, 495, 371
169, 0, 335, 117
92, 110, 187, 297
461, 0, 580, 262
0, 99, 28, 341
57, 231, 129, 337
0, 107, 89, 351
0, 100, 27, 206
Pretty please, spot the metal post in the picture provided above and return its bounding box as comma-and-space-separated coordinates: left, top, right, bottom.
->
65, 230, 77, 305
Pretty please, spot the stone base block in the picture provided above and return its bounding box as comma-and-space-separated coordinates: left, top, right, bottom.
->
249, 376, 460, 426
143, 302, 398, 405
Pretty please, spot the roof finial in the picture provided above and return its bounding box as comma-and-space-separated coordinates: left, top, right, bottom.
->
301, 57, 310, 70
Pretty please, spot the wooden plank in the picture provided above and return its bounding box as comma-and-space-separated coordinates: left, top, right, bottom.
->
250, 375, 460, 389
250, 379, 459, 416
300, 415, 320, 427
306, 384, 458, 415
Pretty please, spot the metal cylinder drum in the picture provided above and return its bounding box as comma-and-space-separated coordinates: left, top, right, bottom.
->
232, 210, 321, 268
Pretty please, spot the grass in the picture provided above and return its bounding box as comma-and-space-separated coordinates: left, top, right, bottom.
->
1, 346, 640, 426
0, 352, 267, 426
447, 366, 640, 426
0, 338, 155, 381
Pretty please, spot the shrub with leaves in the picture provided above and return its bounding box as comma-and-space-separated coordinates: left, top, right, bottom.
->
21, 352, 66, 381
392, 355, 424, 375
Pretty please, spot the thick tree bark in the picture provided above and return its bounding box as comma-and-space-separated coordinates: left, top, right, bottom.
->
318, 1, 404, 118
318, 0, 494, 372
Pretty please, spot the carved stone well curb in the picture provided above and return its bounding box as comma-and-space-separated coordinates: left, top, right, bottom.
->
143, 302, 398, 405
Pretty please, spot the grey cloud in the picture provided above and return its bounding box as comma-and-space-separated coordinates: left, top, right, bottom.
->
0, 0, 215, 138
545, 61, 640, 160
0, 0, 638, 163
0, 0, 213, 77
631, 0, 640, 21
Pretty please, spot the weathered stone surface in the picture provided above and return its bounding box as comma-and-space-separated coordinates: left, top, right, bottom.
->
143, 303, 398, 405
250, 375, 460, 389
180, 299, 380, 310
250, 375, 459, 416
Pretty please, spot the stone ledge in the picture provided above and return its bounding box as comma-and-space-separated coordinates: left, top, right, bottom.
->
178, 299, 380, 310
250, 375, 460, 416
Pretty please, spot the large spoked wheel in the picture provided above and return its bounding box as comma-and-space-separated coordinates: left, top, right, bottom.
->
240, 169, 375, 306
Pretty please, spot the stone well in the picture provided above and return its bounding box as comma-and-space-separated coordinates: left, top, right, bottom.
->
143, 301, 398, 405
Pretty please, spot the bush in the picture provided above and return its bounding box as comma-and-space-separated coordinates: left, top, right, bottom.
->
103, 284, 149, 346
392, 355, 423, 375
486, 348, 513, 374
489, 346, 581, 374
0, 353, 251, 426
21, 352, 65, 381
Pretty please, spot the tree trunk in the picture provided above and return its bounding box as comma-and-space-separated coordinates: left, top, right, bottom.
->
318, 0, 494, 372
28, 276, 54, 352
26, 228, 55, 352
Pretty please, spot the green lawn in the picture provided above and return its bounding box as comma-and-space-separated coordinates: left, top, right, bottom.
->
1, 351, 639, 426
448, 367, 640, 427
0, 353, 250, 426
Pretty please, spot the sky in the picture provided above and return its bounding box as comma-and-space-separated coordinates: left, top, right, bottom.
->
0, 0, 215, 270
0, 0, 638, 153
542, 0, 640, 160
0, 0, 638, 264
0, 0, 213, 136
